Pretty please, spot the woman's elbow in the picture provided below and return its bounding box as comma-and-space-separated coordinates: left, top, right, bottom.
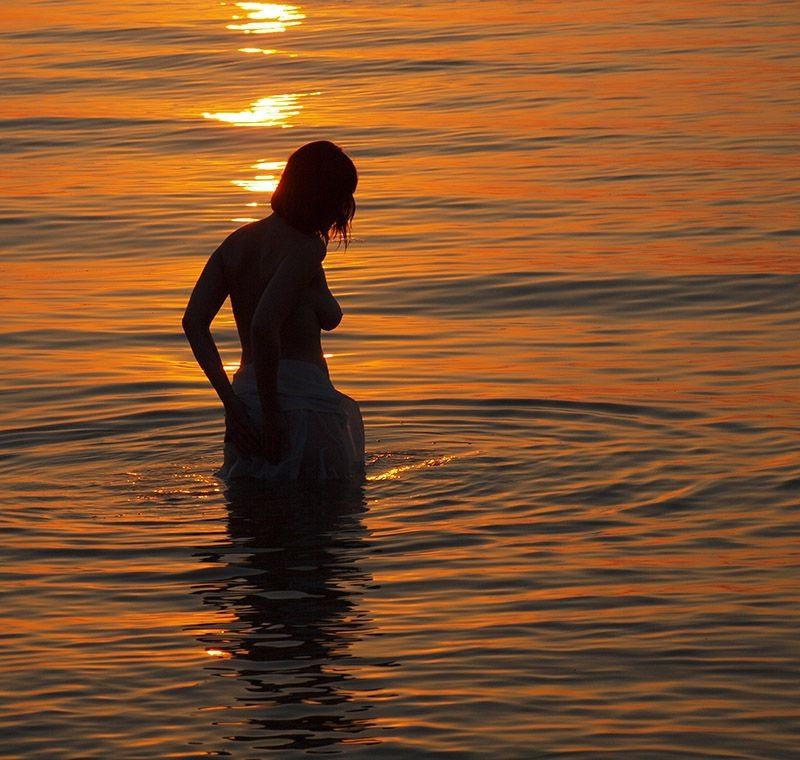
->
182, 311, 203, 336
182, 308, 215, 345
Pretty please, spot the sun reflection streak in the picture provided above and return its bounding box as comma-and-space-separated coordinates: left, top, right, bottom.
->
205, 648, 232, 659
232, 159, 286, 193
203, 93, 309, 127
227, 2, 305, 34
369, 455, 457, 481
211, 3, 307, 217
239, 46, 277, 54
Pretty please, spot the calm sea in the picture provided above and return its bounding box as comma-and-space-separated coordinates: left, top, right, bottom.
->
1, 1, 799, 757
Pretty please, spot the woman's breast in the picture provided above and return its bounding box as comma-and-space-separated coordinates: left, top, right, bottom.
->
312, 281, 343, 332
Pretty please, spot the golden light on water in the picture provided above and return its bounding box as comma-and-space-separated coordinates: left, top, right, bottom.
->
238, 46, 277, 54
202, 93, 307, 127
208, 2, 306, 216
5, 0, 800, 756
232, 159, 286, 193
226, 2, 305, 34
369, 455, 457, 481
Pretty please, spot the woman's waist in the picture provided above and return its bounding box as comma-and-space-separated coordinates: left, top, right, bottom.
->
239, 346, 327, 372
233, 358, 334, 396
238, 355, 325, 369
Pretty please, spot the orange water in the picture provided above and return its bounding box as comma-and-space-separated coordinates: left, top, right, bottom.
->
1, 1, 799, 757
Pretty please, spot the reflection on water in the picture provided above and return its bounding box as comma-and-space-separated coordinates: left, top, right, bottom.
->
368, 454, 458, 481
191, 481, 381, 753
209, 0, 308, 221
239, 46, 278, 55
227, 2, 305, 35
203, 93, 308, 127
3, 0, 799, 755
233, 160, 286, 194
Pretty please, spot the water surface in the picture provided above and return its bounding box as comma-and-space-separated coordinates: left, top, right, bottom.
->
1, 0, 799, 756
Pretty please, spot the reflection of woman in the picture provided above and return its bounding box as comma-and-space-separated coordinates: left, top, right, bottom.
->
195, 480, 377, 752
183, 141, 364, 480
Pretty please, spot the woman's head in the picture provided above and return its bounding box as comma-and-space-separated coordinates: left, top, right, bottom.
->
270, 141, 357, 247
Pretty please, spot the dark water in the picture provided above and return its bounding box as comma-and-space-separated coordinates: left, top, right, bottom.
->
1, 0, 799, 756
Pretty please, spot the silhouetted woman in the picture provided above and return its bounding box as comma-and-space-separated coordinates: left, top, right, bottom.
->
183, 141, 364, 480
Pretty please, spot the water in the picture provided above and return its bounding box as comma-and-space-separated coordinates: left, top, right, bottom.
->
1, 0, 799, 756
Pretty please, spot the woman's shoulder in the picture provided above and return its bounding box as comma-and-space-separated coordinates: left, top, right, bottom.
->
213, 220, 264, 266
223, 216, 272, 247
218, 216, 326, 283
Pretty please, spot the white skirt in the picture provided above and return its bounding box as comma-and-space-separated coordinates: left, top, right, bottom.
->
216, 359, 365, 481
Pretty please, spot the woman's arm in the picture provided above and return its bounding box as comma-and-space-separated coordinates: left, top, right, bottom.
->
182, 246, 235, 405
183, 244, 259, 455
250, 237, 325, 461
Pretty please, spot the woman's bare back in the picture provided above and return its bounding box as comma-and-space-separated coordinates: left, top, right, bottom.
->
219, 214, 342, 371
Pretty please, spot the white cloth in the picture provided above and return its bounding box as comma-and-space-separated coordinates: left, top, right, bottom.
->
216, 359, 365, 481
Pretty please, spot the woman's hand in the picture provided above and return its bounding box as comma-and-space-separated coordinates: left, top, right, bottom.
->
224, 397, 261, 457
260, 404, 282, 464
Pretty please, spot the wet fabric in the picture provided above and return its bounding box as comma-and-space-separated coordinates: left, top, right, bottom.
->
216, 359, 365, 481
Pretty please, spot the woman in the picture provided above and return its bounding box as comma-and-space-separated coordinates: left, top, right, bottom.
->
182, 141, 364, 480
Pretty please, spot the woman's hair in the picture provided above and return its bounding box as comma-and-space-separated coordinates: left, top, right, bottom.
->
270, 141, 357, 248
